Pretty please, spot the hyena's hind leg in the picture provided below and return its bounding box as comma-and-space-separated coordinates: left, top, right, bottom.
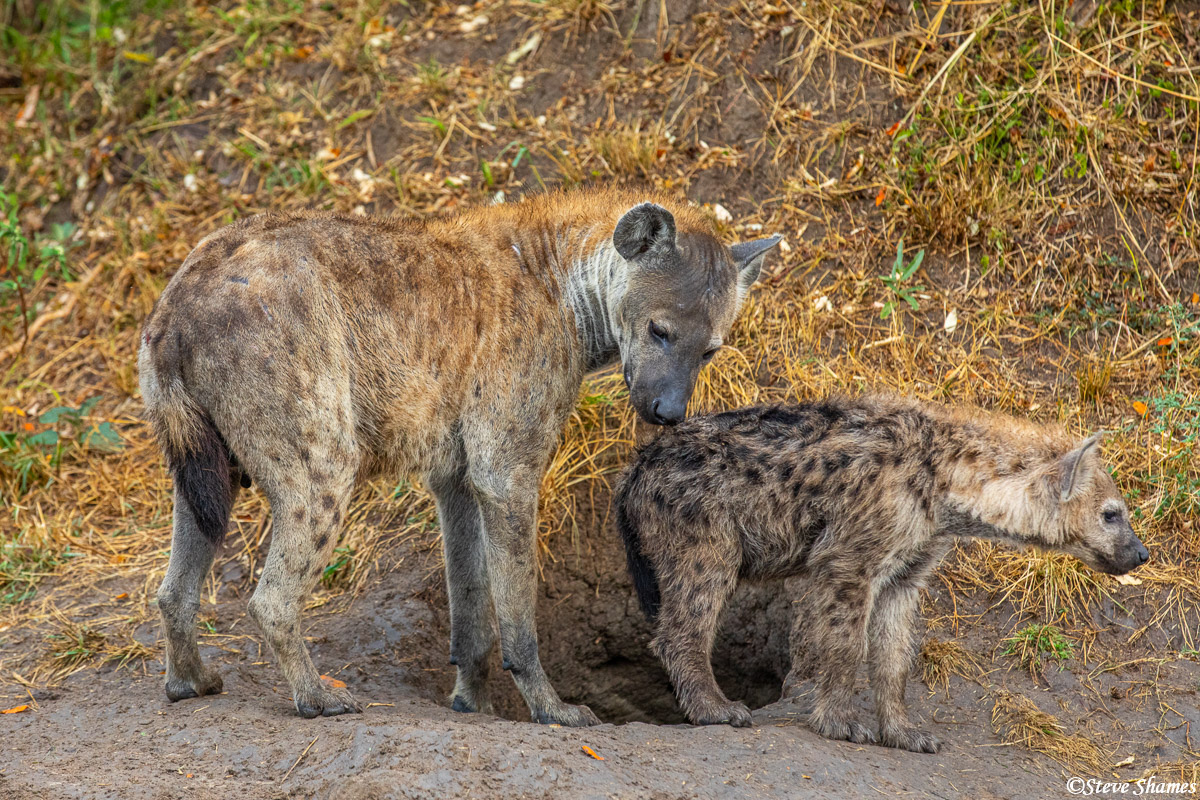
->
653, 541, 749, 727
247, 458, 361, 718
158, 475, 240, 701
427, 460, 497, 715
803, 555, 878, 744
869, 582, 940, 753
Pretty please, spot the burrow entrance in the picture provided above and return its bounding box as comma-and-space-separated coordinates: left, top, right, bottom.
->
417, 526, 795, 725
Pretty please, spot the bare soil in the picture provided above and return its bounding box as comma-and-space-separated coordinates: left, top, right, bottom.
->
2, 519, 1196, 799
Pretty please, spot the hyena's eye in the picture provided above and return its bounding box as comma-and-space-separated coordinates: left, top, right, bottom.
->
702, 347, 720, 362
649, 320, 670, 343
1102, 509, 1122, 524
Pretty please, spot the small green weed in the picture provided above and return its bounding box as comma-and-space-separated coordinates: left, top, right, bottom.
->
879, 240, 926, 319
1001, 623, 1074, 679
0, 537, 62, 604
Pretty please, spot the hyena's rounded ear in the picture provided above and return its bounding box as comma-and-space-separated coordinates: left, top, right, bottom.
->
731, 234, 783, 293
1058, 431, 1106, 502
614, 203, 676, 261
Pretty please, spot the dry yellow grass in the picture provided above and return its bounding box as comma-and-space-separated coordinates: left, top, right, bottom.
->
990, 688, 1112, 774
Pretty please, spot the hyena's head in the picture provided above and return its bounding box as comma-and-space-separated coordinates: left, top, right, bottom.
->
611, 202, 780, 425
1046, 433, 1148, 575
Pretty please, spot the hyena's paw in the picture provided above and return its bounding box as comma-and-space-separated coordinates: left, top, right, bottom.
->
881, 726, 941, 753
449, 690, 495, 716
690, 700, 753, 728
295, 677, 363, 718
165, 666, 223, 702
809, 711, 876, 745
531, 700, 601, 727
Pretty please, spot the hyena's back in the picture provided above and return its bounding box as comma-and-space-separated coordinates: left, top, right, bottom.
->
617, 398, 925, 604
141, 210, 573, 494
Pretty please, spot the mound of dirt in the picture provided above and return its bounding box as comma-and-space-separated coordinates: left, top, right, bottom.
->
3, 519, 1195, 799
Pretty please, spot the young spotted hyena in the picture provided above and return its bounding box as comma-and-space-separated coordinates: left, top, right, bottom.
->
139, 188, 780, 723
616, 395, 1148, 751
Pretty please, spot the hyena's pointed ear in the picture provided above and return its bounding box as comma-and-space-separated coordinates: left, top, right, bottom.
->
1058, 432, 1105, 502
614, 203, 677, 262
731, 234, 783, 294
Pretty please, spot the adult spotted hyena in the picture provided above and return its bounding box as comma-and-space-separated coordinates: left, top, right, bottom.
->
616, 395, 1148, 750
139, 189, 780, 723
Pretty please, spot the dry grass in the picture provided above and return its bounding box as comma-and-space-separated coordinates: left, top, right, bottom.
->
0, 1, 1197, 754
919, 636, 984, 692
990, 689, 1112, 774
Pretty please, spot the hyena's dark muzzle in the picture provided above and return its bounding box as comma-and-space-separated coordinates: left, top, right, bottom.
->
1097, 529, 1149, 575
625, 362, 693, 426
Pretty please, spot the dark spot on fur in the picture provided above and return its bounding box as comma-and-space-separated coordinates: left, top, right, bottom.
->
316, 533, 329, 550
321, 494, 335, 510
228, 275, 249, 285
294, 509, 306, 522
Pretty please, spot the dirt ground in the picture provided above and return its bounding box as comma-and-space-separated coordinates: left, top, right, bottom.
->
3, 521, 1198, 799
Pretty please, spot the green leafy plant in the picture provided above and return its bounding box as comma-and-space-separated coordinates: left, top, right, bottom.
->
879, 240, 926, 319
0, 396, 123, 496
321, 545, 356, 588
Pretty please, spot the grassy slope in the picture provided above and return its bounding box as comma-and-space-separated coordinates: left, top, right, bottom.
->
0, 0, 1197, 772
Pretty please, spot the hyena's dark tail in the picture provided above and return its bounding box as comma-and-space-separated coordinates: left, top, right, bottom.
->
615, 479, 661, 622
139, 341, 232, 545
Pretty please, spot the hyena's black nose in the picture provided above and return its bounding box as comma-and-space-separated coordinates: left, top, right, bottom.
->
651, 396, 686, 426
1134, 541, 1149, 566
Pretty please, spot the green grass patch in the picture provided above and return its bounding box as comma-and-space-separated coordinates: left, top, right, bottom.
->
1001, 623, 1074, 679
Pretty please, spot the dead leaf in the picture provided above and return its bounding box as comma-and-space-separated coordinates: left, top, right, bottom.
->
1114, 574, 1143, 586
885, 120, 901, 136
2, 705, 30, 714
15, 85, 38, 127
581, 745, 605, 761
1132, 401, 1148, 417
506, 31, 541, 65
944, 309, 958, 334
874, 186, 886, 206
320, 675, 347, 689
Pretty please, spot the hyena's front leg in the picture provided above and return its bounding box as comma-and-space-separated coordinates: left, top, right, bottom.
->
804, 571, 877, 744
868, 583, 940, 753
157, 476, 240, 702
654, 554, 749, 727
248, 469, 361, 718
428, 462, 497, 715
471, 466, 599, 727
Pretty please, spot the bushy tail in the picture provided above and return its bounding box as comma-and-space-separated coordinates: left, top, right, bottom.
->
615, 482, 661, 622
140, 345, 232, 545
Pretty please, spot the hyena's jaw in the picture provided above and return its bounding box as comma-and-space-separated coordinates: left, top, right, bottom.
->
1057, 539, 1147, 576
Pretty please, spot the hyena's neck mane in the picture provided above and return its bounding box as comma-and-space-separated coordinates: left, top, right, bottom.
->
929, 408, 1073, 545
457, 189, 718, 372
562, 238, 628, 371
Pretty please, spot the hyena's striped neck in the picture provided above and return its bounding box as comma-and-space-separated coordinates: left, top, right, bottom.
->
562, 237, 629, 372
